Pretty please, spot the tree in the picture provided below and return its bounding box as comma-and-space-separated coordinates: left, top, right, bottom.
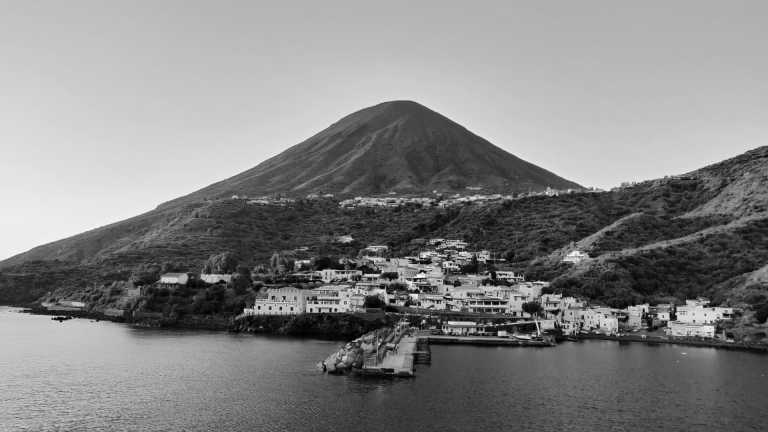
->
522, 301, 544, 336
522, 301, 543, 317
363, 295, 385, 309
755, 304, 768, 324
460, 256, 479, 274
269, 252, 290, 274
230, 265, 252, 295
202, 252, 239, 274
381, 272, 399, 281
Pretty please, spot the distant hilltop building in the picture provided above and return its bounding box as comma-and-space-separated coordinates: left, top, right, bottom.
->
200, 273, 233, 284
563, 250, 589, 264
364, 245, 389, 255
159, 273, 194, 286
335, 235, 354, 244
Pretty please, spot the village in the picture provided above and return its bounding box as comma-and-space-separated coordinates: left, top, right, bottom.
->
231, 185, 601, 209
230, 238, 739, 342
38, 235, 741, 345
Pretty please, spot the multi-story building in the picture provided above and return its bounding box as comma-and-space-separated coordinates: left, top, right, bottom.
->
676, 304, 734, 324
418, 293, 448, 310
244, 287, 309, 316
306, 285, 354, 313
563, 250, 589, 264
666, 321, 716, 338
462, 296, 509, 314
314, 269, 362, 283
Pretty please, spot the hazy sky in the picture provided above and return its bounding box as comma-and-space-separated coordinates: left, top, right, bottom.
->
1, 1, 767, 260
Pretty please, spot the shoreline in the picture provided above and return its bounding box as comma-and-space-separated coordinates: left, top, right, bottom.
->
7, 305, 768, 354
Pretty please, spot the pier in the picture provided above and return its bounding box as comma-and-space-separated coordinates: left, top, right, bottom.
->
325, 326, 554, 378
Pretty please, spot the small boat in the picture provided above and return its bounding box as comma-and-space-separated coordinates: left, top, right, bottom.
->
51, 316, 73, 322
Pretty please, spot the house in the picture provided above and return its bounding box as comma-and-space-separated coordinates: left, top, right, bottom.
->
335, 235, 355, 244
494, 271, 524, 283
243, 287, 309, 316
418, 293, 447, 310
461, 296, 509, 314
364, 245, 389, 255
293, 259, 312, 271
561, 307, 619, 335
159, 273, 192, 286
626, 304, 650, 328
649, 304, 674, 324
666, 321, 716, 338
306, 286, 354, 313
676, 303, 734, 324
441, 261, 461, 272
200, 273, 233, 284
563, 250, 589, 264
314, 269, 362, 283
515, 282, 547, 301
442, 321, 481, 336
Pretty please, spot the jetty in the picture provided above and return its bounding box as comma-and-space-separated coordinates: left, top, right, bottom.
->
322, 325, 554, 378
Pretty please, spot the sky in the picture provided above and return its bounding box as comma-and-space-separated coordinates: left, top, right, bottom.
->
1, 0, 767, 260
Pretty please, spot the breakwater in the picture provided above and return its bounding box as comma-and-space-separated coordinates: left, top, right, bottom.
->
576, 333, 768, 353
322, 327, 556, 378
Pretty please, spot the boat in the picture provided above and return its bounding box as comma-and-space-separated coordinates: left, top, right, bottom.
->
51, 316, 73, 322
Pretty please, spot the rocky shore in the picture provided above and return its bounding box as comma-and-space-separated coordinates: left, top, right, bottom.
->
227, 312, 395, 340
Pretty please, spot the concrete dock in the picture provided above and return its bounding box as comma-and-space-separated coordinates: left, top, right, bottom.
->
424, 335, 556, 347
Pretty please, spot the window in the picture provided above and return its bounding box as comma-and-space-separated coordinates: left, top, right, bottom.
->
268, 306, 272, 311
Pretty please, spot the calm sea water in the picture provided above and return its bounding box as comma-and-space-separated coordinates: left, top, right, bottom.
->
1, 306, 766, 432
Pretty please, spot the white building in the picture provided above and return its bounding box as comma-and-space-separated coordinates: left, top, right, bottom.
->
306, 286, 354, 313
314, 269, 363, 283
293, 259, 312, 271
442, 321, 480, 336
494, 271, 525, 283
364, 245, 389, 255
561, 307, 619, 335
200, 273, 233, 284
676, 304, 734, 324
462, 296, 509, 314
563, 250, 589, 264
160, 273, 190, 286
244, 287, 309, 316
666, 321, 716, 338
418, 293, 448, 310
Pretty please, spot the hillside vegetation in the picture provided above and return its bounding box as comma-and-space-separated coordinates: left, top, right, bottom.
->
1, 125, 767, 312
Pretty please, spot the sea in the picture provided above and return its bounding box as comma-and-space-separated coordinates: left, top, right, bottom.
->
1, 306, 766, 432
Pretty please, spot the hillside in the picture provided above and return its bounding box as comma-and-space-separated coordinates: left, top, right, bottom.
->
0, 127, 766, 311
0, 100, 581, 269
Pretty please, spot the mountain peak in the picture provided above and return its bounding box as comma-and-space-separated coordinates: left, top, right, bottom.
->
168, 101, 583, 203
